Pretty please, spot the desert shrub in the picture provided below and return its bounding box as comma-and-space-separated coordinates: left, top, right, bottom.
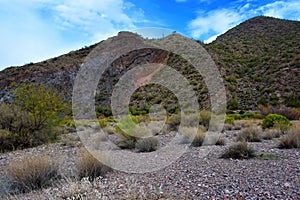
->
0, 84, 65, 150
221, 141, 255, 159
0, 129, 15, 152
135, 137, 159, 152
259, 105, 300, 120
262, 114, 291, 129
278, 127, 300, 148
180, 126, 206, 147
215, 136, 226, 146
191, 131, 206, 147
223, 123, 234, 131
262, 129, 282, 140
95, 106, 112, 117
224, 116, 234, 124
284, 93, 300, 108
78, 151, 111, 181
228, 113, 262, 120
166, 114, 181, 131
237, 126, 262, 142
14, 84, 66, 131
116, 137, 137, 149
273, 122, 291, 134
115, 115, 140, 137
7, 156, 59, 193
199, 110, 211, 129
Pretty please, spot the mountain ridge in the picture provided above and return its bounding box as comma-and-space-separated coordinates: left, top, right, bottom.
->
0, 16, 299, 112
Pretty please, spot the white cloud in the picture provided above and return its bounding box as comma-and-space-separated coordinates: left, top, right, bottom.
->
203, 34, 218, 44
188, 0, 300, 43
258, 0, 300, 20
50, 0, 136, 41
0, 0, 143, 69
188, 9, 243, 39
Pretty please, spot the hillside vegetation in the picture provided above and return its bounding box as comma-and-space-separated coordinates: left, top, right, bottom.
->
0, 16, 299, 114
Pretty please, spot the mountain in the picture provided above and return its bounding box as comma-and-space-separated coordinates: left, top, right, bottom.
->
205, 16, 300, 109
0, 16, 299, 114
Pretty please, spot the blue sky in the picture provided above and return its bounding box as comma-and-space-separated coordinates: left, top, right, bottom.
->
0, 0, 299, 70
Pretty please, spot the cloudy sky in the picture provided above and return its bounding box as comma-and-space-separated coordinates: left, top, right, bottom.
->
0, 0, 299, 70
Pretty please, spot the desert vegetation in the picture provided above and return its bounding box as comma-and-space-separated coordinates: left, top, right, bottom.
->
0, 16, 299, 199
0, 84, 66, 152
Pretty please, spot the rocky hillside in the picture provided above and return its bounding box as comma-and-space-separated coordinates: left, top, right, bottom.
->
205, 16, 300, 110
0, 16, 299, 113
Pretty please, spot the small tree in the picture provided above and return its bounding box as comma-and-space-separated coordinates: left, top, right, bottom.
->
0, 84, 66, 150
14, 84, 66, 132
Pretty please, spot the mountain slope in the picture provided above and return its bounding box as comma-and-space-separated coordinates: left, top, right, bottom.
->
0, 16, 299, 112
206, 16, 300, 109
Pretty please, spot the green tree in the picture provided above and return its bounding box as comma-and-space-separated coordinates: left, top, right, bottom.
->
0, 84, 66, 150
14, 84, 66, 132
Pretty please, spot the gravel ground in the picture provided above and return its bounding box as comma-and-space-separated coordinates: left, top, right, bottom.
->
0, 129, 299, 200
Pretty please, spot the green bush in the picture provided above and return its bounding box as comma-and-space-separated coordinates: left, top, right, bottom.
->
0, 84, 65, 151
0, 129, 15, 152
96, 106, 112, 117
262, 114, 291, 129
224, 116, 234, 124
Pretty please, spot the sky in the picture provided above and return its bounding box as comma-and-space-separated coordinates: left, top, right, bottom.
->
0, 0, 299, 70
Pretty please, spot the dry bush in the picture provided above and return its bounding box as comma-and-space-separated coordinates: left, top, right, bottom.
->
180, 126, 206, 147
223, 123, 234, 131
262, 129, 282, 140
199, 110, 211, 129
0, 129, 15, 152
278, 126, 300, 149
115, 136, 137, 149
135, 137, 159, 152
273, 122, 291, 134
166, 114, 181, 131
7, 156, 59, 193
221, 141, 255, 159
215, 136, 226, 146
78, 151, 111, 181
59, 133, 81, 147
234, 120, 259, 128
237, 126, 262, 142
259, 105, 300, 120
102, 126, 116, 135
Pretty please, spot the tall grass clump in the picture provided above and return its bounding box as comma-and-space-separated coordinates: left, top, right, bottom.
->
135, 137, 159, 152
237, 126, 262, 142
278, 126, 300, 149
7, 156, 59, 193
78, 151, 112, 182
221, 141, 255, 159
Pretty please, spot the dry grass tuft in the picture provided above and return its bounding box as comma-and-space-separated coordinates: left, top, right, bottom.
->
180, 126, 206, 147
7, 156, 59, 193
77, 151, 111, 181
221, 141, 255, 159
215, 136, 226, 146
237, 126, 262, 142
262, 129, 282, 140
135, 137, 159, 152
278, 126, 300, 149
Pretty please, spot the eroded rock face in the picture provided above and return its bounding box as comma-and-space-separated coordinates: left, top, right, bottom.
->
0, 32, 209, 113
